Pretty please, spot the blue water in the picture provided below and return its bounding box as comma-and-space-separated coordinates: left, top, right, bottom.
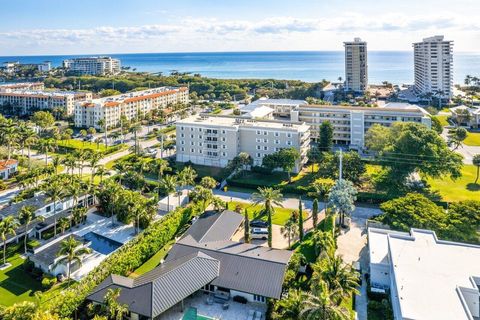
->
1, 51, 479, 84
83, 232, 122, 255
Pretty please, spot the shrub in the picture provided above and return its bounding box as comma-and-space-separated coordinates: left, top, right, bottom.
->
41, 276, 57, 290
43, 204, 200, 317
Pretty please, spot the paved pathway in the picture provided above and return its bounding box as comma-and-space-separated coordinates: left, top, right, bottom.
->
441, 127, 480, 164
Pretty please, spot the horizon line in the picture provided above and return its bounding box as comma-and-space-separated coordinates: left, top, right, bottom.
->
1, 49, 479, 58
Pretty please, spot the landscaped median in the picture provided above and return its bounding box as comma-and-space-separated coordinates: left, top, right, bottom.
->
40, 203, 201, 317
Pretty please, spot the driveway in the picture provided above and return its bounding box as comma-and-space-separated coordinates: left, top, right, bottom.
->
441, 127, 480, 164
336, 206, 382, 320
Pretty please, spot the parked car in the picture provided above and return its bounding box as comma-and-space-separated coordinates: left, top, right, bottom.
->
250, 220, 268, 228
251, 228, 268, 240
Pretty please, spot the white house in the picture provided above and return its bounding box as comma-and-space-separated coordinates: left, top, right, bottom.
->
368, 227, 480, 320
0, 159, 18, 180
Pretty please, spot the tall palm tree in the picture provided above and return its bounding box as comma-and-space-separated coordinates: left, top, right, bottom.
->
273, 289, 304, 320
19, 125, 36, 158
51, 156, 63, 175
0, 216, 19, 266
178, 166, 197, 195
152, 158, 171, 182
252, 187, 283, 248
129, 124, 141, 155
63, 154, 77, 176
0, 119, 18, 159
135, 157, 151, 175
94, 165, 110, 184
159, 175, 177, 211
58, 217, 70, 234
53, 236, 91, 280
281, 218, 299, 248
44, 180, 66, 237
97, 119, 108, 148
113, 162, 130, 185
25, 135, 38, 169
129, 204, 148, 235
40, 138, 56, 165
18, 205, 42, 254
88, 151, 103, 183
300, 283, 350, 320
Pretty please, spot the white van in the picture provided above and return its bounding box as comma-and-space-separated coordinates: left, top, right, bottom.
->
251, 228, 268, 240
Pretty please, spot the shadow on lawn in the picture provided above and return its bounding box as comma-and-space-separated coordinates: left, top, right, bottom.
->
466, 183, 480, 191
1, 264, 40, 296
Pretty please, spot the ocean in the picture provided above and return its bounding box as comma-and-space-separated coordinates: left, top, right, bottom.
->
1, 51, 479, 85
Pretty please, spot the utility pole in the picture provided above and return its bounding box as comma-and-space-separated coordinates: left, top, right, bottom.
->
339, 149, 343, 180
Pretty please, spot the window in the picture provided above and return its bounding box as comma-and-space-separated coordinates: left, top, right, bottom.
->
287, 133, 292, 138
222, 152, 226, 156
190, 148, 194, 153
222, 130, 226, 134
263, 131, 267, 135
287, 141, 292, 146
274, 132, 279, 137
256, 130, 261, 135
222, 145, 226, 149
256, 153, 261, 158
264, 146, 268, 151
253, 295, 265, 303
263, 138, 268, 143
181, 133, 184, 138
275, 140, 280, 144
181, 147, 185, 152
222, 137, 226, 142
181, 141, 185, 145
191, 142, 195, 146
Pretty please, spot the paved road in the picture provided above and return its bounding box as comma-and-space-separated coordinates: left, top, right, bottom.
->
336, 207, 381, 320
441, 127, 480, 164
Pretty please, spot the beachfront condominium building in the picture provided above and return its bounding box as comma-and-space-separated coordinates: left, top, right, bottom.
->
413, 35, 453, 99
63, 56, 121, 75
291, 103, 431, 149
0, 82, 45, 92
368, 227, 480, 320
344, 38, 368, 93
176, 115, 310, 171
0, 90, 92, 116
74, 87, 189, 129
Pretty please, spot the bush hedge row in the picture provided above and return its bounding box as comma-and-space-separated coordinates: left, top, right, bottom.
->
42, 204, 199, 317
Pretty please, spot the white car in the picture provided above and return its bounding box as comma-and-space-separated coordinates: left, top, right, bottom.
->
251, 228, 268, 240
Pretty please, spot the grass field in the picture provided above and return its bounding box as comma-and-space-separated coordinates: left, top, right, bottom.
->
426, 164, 480, 202
57, 139, 109, 151
0, 254, 42, 306
226, 201, 299, 226
464, 132, 480, 146
434, 115, 450, 127
129, 239, 176, 278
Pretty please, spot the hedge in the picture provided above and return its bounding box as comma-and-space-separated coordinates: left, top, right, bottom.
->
42, 204, 200, 317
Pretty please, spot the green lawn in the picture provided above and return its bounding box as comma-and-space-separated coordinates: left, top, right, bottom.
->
433, 115, 449, 127
57, 139, 109, 151
226, 201, 299, 226
177, 164, 229, 182
129, 239, 176, 278
0, 254, 42, 306
426, 165, 480, 202
464, 132, 480, 146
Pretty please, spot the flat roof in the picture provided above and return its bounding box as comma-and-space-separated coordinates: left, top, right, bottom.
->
178, 115, 309, 131
250, 98, 307, 106
370, 228, 480, 320
301, 104, 428, 115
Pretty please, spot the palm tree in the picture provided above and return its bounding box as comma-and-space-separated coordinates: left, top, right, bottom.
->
129, 124, 141, 155
129, 204, 147, 235
94, 165, 110, 184
252, 187, 283, 248
40, 138, 56, 165
97, 119, 108, 148
312, 230, 336, 257
177, 166, 197, 196
44, 180, 66, 237
473, 154, 480, 184
0, 216, 19, 266
273, 289, 304, 320
113, 162, 130, 185
53, 236, 91, 280
159, 175, 177, 211
51, 156, 63, 174
0, 119, 19, 160
88, 151, 103, 183
281, 218, 299, 248
152, 158, 171, 182
18, 205, 42, 254
300, 283, 350, 320
135, 157, 151, 175
63, 154, 77, 176
58, 217, 70, 234
312, 253, 360, 302
104, 288, 129, 320
25, 135, 38, 169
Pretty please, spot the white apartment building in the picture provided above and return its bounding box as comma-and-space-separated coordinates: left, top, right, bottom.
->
292, 103, 431, 149
413, 35, 453, 99
0, 90, 92, 116
247, 98, 307, 118
344, 38, 368, 93
0, 82, 45, 92
368, 228, 480, 320
63, 56, 121, 75
176, 115, 310, 172
74, 87, 189, 129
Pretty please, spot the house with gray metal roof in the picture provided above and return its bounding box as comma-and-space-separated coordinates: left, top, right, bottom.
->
87, 210, 293, 319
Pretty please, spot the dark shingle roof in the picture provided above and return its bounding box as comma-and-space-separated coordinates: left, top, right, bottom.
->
30, 234, 85, 268
87, 252, 220, 318
184, 210, 244, 243
0, 194, 48, 219
166, 236, 292, 299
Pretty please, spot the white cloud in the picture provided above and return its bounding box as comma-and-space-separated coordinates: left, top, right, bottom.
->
1, 13, 479, 55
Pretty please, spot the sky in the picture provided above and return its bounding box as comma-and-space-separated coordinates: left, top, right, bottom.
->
1, 0, 480, 55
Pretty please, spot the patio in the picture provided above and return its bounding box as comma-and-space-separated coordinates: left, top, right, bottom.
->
160, 291, 267, 320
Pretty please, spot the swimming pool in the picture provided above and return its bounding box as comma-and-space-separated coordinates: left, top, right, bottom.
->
83, 232, 122, 255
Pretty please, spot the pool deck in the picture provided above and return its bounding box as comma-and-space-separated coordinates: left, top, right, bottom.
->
32, 209, 136, 281
159, 291, 267, 320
